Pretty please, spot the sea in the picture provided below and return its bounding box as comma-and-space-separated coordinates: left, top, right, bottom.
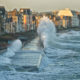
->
0, 17, 80, 80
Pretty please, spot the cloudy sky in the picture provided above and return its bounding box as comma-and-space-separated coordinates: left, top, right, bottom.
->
0, 0, 80, 12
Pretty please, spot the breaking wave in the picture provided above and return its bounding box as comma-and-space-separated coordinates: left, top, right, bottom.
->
0, 39, 22, 66
37, 16, 80, 52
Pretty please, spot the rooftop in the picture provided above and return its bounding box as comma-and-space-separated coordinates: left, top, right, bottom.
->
58, 8, 73, 17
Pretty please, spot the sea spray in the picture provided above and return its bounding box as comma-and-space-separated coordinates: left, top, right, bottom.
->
0, 39, 22, 66
3, 39, 22, 57
37, 16, 56, 71
37, 16, 80, 52
37, 16, 56, 48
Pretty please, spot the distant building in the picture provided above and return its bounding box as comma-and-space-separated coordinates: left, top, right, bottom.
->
19, 8, 33, 31
0, 6, 6, 32
77, 12, 80, 26
52, 8, 74, 29
20, 8, 31, 15
8, 9, 17, 17
57, 8, 73, 28
7, 9, 18, 22
32, 12, 40, 29
35, 16, 41, 27
58, 8, 73, 17
0, 6, 5, 17
71, 10, 79, 27
52, 8, 80, 29
6, 9, 18, 33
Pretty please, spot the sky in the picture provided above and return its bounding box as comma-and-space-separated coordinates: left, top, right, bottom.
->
0, 0, 80, 12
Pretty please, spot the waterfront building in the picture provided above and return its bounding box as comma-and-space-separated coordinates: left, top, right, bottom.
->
52, 9, 73, 29
32, 12, 40, 29
77, 12, 80, 27
0, 6, 6, 32
57, 8, 73, 28
6, 9, 18, 33
19, 8, 32, 31
71, 10, 79, 27
53, 9, 80, 29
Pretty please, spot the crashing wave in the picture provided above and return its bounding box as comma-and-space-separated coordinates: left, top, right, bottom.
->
37, 16, 80, 52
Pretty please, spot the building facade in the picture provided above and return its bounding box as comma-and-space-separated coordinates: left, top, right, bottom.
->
71, 10, 79, 27
0, 6, 6, 32
19, 8, 33, 31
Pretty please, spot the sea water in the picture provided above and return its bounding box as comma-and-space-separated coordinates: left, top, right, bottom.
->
0, 17, 80, 80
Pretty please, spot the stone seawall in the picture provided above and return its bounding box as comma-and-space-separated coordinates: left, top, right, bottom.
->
0, 30, 37, 53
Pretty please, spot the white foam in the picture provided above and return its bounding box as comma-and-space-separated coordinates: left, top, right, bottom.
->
3, 39, 22, 58
37, 16, 56, 48
0, 39, 22, 66
9, 39, 22, 52
37, 17, 80, 52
